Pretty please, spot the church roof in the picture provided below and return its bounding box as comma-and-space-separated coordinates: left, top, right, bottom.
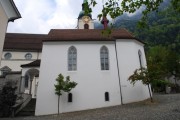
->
21, 60, 41, 68
45, 29, 141, 42
4, 29, 144, 51
4, 33, 46, 51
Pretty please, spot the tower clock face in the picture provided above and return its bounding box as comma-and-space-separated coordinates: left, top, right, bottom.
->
82, 16, 90, 23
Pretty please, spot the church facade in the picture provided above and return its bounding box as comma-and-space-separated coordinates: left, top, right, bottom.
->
35, 0, 150, 115
35, 30, 150, 115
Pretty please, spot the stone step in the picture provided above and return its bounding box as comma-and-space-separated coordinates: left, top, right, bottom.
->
16, 111, 35, 116
16, 98, 36, 117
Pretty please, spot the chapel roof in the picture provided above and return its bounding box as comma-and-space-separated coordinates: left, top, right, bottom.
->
4, 29, 144, 51
3, 33, 46, 51
45, 29, 138, 42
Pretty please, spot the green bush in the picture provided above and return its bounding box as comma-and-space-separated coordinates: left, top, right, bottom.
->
0, 81, 17, 117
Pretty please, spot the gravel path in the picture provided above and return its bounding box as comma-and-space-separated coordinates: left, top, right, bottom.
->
2, 93, 180, 120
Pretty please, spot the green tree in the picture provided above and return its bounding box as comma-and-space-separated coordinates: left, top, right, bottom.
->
128, 46, 176, 102
135, 4, 180, 53
0, 81, 17, 117
54, 74, 77, 115
128, 68, 153, 102
165, 50, 180, 92
147, 46, 180, 74
146, 46, 172, 92
84, 0, 179, 25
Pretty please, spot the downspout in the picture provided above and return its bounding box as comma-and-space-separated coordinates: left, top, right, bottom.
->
115, 40, 123, 105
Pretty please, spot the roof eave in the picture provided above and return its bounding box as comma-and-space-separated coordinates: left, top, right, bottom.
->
43, 39, 115, 42
8, 16, 21, 22
134, 38, 146, 45
8, 0, 21, 22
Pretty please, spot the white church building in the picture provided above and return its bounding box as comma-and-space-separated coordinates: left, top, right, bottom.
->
35, 29, 150, 115
35, 1, 150, 116
0, 0, 150, 116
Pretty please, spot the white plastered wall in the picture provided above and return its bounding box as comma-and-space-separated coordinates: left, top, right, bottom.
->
116, 39, 150, 104
78, 19, 94, 29
35, 39, 150, 116
1, 51, 41, 72
35, 41, 122, 115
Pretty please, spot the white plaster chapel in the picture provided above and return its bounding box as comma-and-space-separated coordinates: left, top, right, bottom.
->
0, 0, 151, 116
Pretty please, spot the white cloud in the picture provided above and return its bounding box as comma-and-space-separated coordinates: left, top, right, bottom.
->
7, 0, 104, 34
7, 0, 143, 34
8, 0, 56, 33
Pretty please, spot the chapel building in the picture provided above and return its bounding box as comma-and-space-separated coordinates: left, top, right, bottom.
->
0, 0, 150, 116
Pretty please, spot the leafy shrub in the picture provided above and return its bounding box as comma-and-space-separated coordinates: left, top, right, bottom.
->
0, 81, 17, 117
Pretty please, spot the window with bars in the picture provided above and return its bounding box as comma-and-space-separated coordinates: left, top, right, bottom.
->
100, 46, 109, 70
68, 46, 77, 71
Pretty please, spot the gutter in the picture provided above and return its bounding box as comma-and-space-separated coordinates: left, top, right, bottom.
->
114, 40, 123, 104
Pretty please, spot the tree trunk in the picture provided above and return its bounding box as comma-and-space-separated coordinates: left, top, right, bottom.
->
148, 84, 153, 102
58, 95, 60, 115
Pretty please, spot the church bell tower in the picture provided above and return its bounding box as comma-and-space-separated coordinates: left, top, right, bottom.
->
77, 0, 94, 29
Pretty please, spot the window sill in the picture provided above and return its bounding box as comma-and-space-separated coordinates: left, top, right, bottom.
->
67, 71, 77, 72
101, 70, 110, 72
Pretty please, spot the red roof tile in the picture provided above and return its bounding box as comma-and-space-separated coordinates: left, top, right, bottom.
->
4, 29, 143, 51
45, 29, 136, 41
3, 33, 46, 51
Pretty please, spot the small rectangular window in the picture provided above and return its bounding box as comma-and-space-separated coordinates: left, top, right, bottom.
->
68, 93, 72, 102
105, 92, 109, 101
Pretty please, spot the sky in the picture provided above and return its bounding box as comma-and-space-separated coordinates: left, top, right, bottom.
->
7, 0, 103, 34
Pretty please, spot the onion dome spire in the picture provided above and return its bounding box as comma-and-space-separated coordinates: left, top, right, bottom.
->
78, 0, 92, 19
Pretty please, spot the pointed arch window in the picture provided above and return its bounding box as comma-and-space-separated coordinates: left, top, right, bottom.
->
138, 50, 143, 68
68, 46, 77, 71
100, 46, 109, 70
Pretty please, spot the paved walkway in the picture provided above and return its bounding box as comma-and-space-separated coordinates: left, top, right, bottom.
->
2, 93, 180, 120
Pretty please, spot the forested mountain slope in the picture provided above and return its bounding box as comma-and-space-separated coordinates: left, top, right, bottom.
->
95, 0, 179, 53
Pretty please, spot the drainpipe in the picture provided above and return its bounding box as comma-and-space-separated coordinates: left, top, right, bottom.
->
115, 40, 123, 105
